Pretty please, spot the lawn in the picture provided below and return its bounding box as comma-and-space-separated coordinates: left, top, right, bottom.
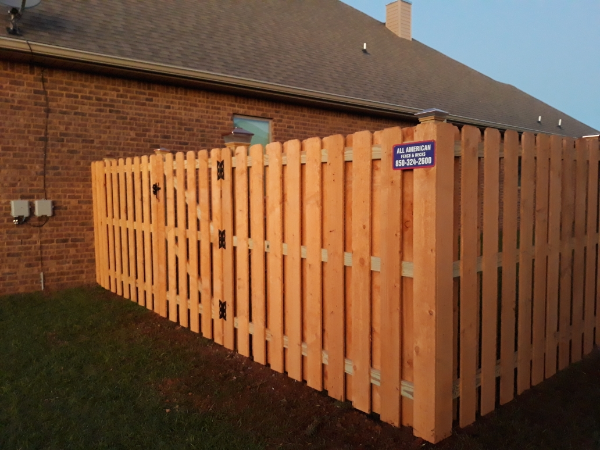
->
2, 286, 600, 449
0, 287, 264, 450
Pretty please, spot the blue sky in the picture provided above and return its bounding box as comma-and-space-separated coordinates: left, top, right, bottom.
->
341, 0, 600, 133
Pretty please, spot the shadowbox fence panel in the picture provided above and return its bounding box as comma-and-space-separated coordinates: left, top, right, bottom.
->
91, 126, 419, 429
453, 128, 600, 429
91, 123, 600, 444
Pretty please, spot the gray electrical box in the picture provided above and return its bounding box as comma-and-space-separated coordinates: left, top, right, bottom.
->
10, 200, 30, 217
35, 200, 53, 217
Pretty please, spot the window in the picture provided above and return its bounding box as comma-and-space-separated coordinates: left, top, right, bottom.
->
233, 115, 271, 147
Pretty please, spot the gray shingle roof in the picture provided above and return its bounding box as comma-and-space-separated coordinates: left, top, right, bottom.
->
6, 0, 598, 136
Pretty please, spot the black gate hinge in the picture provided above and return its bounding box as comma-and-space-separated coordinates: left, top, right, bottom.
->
152, 183, 161, 198
217, 160, 225, 180
218, 300, 226, 320
218, 230, 226, 249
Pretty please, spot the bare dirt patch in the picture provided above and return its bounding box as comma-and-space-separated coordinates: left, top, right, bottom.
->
115, 291, 600, 449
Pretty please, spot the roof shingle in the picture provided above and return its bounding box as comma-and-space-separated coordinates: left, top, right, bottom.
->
6, 0, 597, 136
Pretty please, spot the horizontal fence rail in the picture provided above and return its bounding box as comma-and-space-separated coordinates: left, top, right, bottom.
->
92, 123, 600, 444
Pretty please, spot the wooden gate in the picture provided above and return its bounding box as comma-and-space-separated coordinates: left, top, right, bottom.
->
91, 126, 425, 434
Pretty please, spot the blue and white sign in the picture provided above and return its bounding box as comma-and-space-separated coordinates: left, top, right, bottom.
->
393, 140, 436, 170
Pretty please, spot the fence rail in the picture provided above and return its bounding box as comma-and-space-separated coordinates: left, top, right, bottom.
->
92, 122, 600, 444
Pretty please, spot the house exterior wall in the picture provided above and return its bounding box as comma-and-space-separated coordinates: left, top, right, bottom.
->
0, 60, 409, 296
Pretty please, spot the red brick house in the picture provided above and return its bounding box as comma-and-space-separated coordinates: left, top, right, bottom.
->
0, 0, 597, 295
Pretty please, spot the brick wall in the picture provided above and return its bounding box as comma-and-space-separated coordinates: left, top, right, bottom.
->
0, 60, 410, 296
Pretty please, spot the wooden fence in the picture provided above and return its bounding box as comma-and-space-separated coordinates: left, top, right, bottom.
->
91, 120, 600, 443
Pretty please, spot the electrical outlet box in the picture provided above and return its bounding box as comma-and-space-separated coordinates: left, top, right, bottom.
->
34, 200, 53, 217
10, 200, 30, 218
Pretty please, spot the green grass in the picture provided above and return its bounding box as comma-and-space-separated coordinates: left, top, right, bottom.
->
0, 287, 263, 450
3, 286, 600, 450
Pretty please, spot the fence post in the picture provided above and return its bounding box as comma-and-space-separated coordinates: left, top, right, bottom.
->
411, 109, 455, 443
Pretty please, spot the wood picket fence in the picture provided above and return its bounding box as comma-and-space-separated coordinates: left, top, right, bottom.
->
91, 120, 600, 443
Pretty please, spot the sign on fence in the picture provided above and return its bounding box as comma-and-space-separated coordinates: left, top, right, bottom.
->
393, 140, 435, 170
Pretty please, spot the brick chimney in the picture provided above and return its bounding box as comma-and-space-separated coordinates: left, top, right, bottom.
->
386, 0, 412, 41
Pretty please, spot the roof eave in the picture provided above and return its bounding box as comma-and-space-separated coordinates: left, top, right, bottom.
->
0, 37, 583, 137
1, 37, 424, 120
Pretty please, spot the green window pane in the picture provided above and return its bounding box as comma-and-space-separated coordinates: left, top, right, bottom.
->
233, 116, 270, 147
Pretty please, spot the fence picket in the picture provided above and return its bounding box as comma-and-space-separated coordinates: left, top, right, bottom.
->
380, 127, 403, 426
106, 160, 116, 292
572, 139, 588, 363
558, 138, 575, 370
351, 130, 373, 413
211, 148, 224, 345
165, 153, 177, 322
284, 140, 302, 380
198, 151, 212, 339
235, 147, 250, 356
588, 139, 600, 346
110, 160, 123, 295
111, 160, 123, 296
222, 148, 235, 350
95, 162, 109, 289
593, 139, 600, 348
97, 161, 108, 289
250, 145, 266, 364
176, 152, 189, 328
323, 134, 346, 401
187, 151, 200, 333
481, 128, 500, 414
97, 162, 109, 290
118, 159, 130, 299
151, 154, 167, 317
499, 131, 519, 403
133, 157, 144, 306
532, 134, 550, 386
301, 150, 308, 383
92, 163, 100, 284
141, 156, 153, 310
344, 134, 354, 402
545, 136, 562, 377
126, 158, 137, 303
267, 143, 284, 372
584, 138, 599, 354
459, 125, 480, 427
305, 137, 323, 390
452, 129, 460, 423
517, 133, 535, 394
371, 131, 382, 414
150, 156, 159, 310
